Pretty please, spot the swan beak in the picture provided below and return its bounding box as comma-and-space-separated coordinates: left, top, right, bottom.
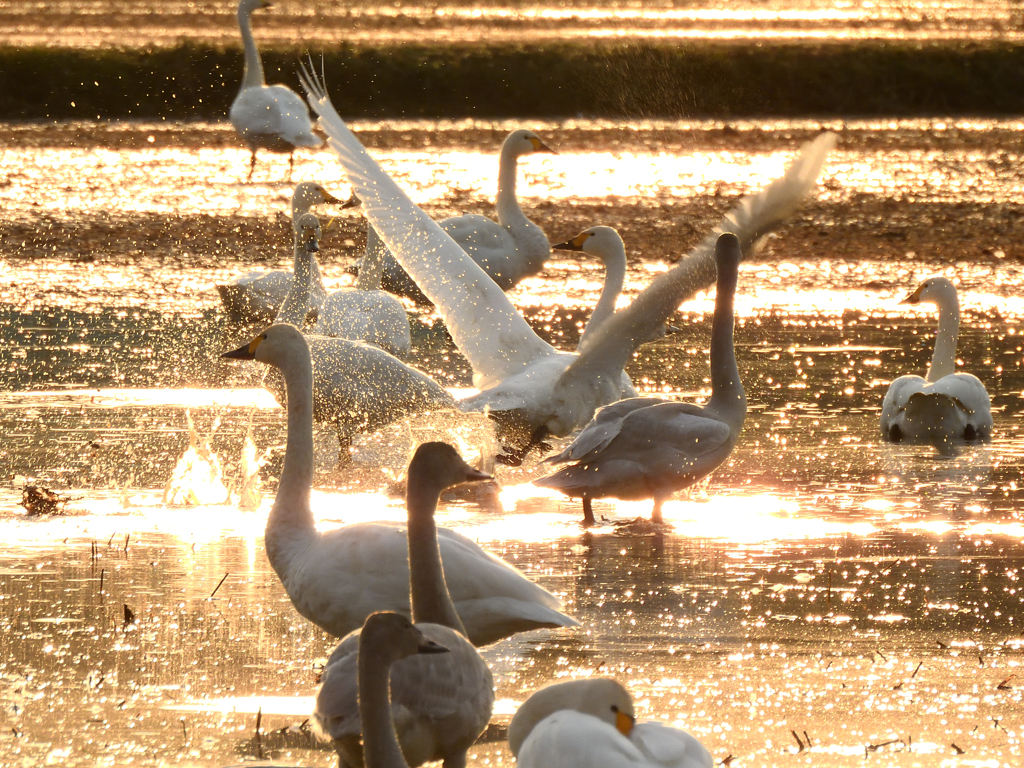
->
417, 638, 450, 655
901, 284, 924, 305
260, 0, 273, 8
615, 710, 635, 737
340, 192, 362, 209
221, 334, 265, 361
530, 137, 558, 155
552, 233, 589, 251
320, 189, 346, 205
305, 235, 320, 253
463, 466, 493, 483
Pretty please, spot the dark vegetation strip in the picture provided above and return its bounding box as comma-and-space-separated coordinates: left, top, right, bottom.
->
3, 41, 1024, 120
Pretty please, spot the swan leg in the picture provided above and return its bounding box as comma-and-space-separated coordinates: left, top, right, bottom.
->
246, 147, 257, 183
964, 423, 977, 441
651, 498, 664, 525
441, 754, 467, 768
582, 496, 595, 526
287, 150, 295, 182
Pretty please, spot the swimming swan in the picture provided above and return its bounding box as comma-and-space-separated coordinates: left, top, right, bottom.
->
535, 233, 746, 525
368, 129, 556, 304
230, 0, 322, 181
314, 443, 495, 768
880, 276, 992, 450
509, 678, 713, 768
220, 324, 580, 645
302, 66, 832, 459
350, 612, 450, 768
218, 181, 346, 324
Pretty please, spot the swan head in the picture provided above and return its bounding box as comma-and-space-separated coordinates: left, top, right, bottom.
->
221, 323, 309, 368
406, 442, 492, 503
359, 612, 450, 662
294, 212, 321, 253
238, 0, 271, 16
715, 232, 741, 272
552, 226, 624, 263
504, 129, 556, 157
291, 182, 346, 223
507, 678, 636, 756
901, 276, 958, 307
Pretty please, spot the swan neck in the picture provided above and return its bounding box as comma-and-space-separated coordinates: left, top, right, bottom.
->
928, 291, 960, 382
358, 644, 408, 768
357, 225, 387, 291
406, 481, 466, 634
237, 4, 265, 90
494, 146, 525, 226
707, 263, 745, 423
579, 247, 626, 350
275, 243, 313, 326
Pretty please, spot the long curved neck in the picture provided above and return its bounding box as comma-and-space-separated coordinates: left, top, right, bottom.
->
276, 243, 313, 326
494, 145, 527, 228
357, 224, 387, 291
578, 248, 626, 351
266, 345, 316, 553
237, 5, 265, 91
706, 262, 745, 427
406, 479, 466, 634
358, 644, 408, 768
927, 290, 960, 382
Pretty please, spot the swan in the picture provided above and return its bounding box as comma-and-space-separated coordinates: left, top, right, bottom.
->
880, 276, 992, 450
508, 678, 713, 768
230, 0, 322, 182
314, 442, 495, 768
315, 198, 413, 357
217, 181, 346, 324
269, 214, 454, 453
366, 129, 556, 304
302, 65, 833, 460
352, 612, 450, 768
220, 324, 580, 645
535, 233, 746, 525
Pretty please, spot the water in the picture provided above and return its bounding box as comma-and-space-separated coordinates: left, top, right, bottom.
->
2, 118, 1024, 766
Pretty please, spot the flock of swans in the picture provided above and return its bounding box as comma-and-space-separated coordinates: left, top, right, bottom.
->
214, 1, 998, 766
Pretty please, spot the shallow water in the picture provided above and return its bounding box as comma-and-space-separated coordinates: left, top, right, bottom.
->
2, 119, 1024, 766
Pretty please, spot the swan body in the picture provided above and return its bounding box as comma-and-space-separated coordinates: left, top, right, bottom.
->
220, 325, 579, 646
511, 679, 712, 768
230, 0, 321, 181
880, 276, 992, 450
368, 129, 556, 303
315, 442, 495, 768
302, 67, 833, 458
536, 234, 746, 524
218, 181, 343, 324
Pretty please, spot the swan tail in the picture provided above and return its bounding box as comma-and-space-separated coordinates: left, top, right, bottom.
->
459, 598, 580, 647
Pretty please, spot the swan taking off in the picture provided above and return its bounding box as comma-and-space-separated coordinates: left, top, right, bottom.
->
300, 64, 833, 461
535, 233, 746, 525
217, 181, 347, 324
314, 443, 494, 768
880, 276, 992, 451
368, 129, 556, 304
220, 325, 579, 645
509, 678, 713, 768
230, 0, 322, 182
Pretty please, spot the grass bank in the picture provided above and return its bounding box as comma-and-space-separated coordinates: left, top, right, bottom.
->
4, 40, 1024, 120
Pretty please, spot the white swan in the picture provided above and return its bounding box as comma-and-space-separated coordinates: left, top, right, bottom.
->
269, 215, 453, 453
302, 66, 833, 460
369, 129, 556, 304
535, 233, 746, 525
351, 612, 450, 768
314, 442, 495, 768
880, 276, 992, 450
509, 678, 713, 768
315, 199, 413, 357
217, 181, 345, 324
220, 324, 580, 645
230, 0, 322, 182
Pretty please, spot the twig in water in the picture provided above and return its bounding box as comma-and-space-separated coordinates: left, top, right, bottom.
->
181, 718, 188, 741
255, 707, 264, 760
123, 604, 136, 629
997, 675, 1015, 691
979, 653, 985, 667
209, 572, 229, 600
875, 649, 888, 663
803, 731, 812, 748
790, 730, 805, 752
911, 661, 923, 679
951, 743, 965, 755
108, 532, 116, 547
99, 569, 104, 597
123, 533, 130, 553
720, 756, 735, 767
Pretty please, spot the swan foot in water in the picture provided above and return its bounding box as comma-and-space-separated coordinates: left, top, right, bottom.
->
888, 423, 903, 442
964, 423, 978, 441
495, 426, 551, 466
581, 496, 595, 526
246, 148, 257, 183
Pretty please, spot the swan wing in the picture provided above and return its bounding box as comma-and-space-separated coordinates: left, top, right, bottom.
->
568, 133, 836, 382
631, 722, 714, 768
546, 397, 672, 464
301, 67, 557, 389
518, 711, 649, 768
317, 290, 412, 357
928, 373, 992, 419
263, 84, 322, 146
442, 213, 515, 254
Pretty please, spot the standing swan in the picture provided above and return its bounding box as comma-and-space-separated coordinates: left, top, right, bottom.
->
301, 65, 832, 460
230, 0, 322, 182
220, 325, 579, 645
314, 443, 495, 768
535, 234, 746, 525
880, 276, 992, 450
509, 678, 713, 768
370, 129, 556, 303
353, 612, 450, 768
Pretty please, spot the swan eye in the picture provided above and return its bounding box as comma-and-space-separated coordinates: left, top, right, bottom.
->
610, 704, 619, 713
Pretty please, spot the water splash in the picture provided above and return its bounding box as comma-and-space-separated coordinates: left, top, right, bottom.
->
237, 422, 269, 511
162, 411, 228, 506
